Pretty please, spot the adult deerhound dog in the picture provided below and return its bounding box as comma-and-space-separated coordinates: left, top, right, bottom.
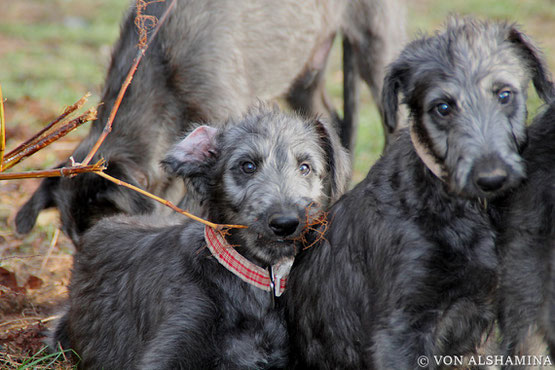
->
498, 102, 555, 368
15, 0, 405, 245
51, 105, 349, 369
285, 18, 555, 369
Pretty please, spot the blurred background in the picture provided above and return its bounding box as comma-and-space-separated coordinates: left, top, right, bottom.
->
0, 0, 554, 365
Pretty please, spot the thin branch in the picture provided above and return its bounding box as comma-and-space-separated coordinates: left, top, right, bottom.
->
82, 0, 177, 166
0, 317, 46, 328
39, 228, 60, 276
5, 93, 90, 162
0, 84, 5, 171
0, 254, 42, 261
94, 170, 247, 231
2, 108, 96, 171
40, 315, 61, 324
291, 203, 329, 250
135, 0, 166, 48
0, 161, 106, 180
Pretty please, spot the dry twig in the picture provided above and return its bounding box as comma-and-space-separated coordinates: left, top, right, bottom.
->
5, 93, 90, 163
0, 160, 106, 181
94, 171, 247, 231
81, 0, 177, 166
2, 108, 97, 171
292, 203, 329, 250
135, 0, 166, 48
39, 228, 60, 277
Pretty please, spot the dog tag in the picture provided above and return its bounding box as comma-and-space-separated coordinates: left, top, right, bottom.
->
269, 257, 294, 297
269, 273, 276, 308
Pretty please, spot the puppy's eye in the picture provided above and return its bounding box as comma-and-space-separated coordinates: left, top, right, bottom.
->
498, 89, 512, 104
299, 163, 311, 176
435, 102, 452, 117
241, 161, 257, 174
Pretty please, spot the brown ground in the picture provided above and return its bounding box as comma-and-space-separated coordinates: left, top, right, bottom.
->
1, 91, 79, 369
1, 158, 76, 368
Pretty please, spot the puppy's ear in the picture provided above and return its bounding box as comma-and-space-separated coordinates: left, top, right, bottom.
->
15, 176, 59, 235
162, 125, 219, 195
507, 27, 555, 103
381, 60, 410, 133
313, 119, 351, 204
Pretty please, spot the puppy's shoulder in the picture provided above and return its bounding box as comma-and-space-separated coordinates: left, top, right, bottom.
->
78, 214, 205, 260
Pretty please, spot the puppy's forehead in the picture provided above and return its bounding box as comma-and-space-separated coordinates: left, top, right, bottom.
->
222, 115, 325, 160
422, 66, 523, 106
447, 30, 528, 87
414, 23, 530, 102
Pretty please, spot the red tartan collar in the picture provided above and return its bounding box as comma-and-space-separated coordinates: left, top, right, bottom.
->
204, 226, 294, 297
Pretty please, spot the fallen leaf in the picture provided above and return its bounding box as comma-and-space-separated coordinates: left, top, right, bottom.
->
25, 275, 44, 290
0, 267, 19, 290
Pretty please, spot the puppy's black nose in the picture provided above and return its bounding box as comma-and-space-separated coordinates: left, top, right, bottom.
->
269, 215, 299, 237
475, 169, 507, 192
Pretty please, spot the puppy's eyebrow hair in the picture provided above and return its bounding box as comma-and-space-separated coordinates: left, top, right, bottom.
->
296, 154, 313, 164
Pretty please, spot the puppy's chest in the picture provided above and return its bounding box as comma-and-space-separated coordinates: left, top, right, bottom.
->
423, 203, 494, 247
373, 182, 496, 259
409, 204, 499, 288
211, 273, 288, 366
215, 273, 281, 323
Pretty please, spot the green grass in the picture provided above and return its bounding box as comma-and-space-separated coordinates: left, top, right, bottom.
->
2, 44, 103, 104
408, 0, 555, 33
7, 346, 79, 369
0, 0, 128, 119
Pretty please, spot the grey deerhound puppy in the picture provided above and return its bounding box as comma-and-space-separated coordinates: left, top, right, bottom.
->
498, 102, 555, 368
15, 0, 404, 245
52, 105, 349, 369
286, 18, 555, 369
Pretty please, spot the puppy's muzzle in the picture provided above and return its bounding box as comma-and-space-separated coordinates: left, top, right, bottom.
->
269, 213, 300, 238
471, 154, 517, 193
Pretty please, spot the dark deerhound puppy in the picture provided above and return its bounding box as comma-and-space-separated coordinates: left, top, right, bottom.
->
15, 0, 404, 245
286, 18, 555, 369
498, 102, 555, 368
52, 105, 349, 369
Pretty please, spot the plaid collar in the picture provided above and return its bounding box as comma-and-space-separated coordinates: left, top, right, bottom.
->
204, 226, 294, 297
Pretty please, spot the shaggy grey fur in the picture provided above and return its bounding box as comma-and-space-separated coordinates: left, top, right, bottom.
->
52, 105, 349, 369
285, 18, 555, 369
15, 0, 405, 245
498, 102, 555, 369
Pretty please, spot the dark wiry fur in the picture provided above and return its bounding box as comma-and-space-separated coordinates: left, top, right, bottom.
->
52, 105, 349, 369
285, 18, 555, 369
15, 0, 404, 246
498, 102, 555, 368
